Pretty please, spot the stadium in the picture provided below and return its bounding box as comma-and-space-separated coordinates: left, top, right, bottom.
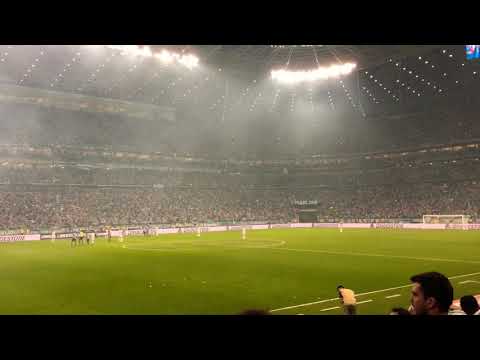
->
0, 45, 479, 315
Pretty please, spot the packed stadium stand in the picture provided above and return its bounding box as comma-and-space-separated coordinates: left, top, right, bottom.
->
2, 45, 480, 316
0, 45, 479, 232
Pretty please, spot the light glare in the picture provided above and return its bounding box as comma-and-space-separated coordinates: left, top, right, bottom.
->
271, 63, 357, 84
106, 45, 199, 69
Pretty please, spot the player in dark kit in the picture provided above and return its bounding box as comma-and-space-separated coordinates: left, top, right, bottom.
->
143, 227, 148, 237
86, 231, 90, 245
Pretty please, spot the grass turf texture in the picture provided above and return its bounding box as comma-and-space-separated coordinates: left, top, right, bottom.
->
1, 228, 479, 315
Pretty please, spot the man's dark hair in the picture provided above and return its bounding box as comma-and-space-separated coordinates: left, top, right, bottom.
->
460, 295, 479, 315
337, 285, 344, 290
410, 272, 453, 313
390, 307, 411, 315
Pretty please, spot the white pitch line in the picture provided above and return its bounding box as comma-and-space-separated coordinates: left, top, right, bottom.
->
270, 271, 480, 312
385, 294, 401, 299
122, 240, 286, 252
271, 297, 344, 312
270, 247, 480, 265
449, 272, 480, 280
319, 300, 372, 312
320, 306, 340, 312
356, 300, 373, 305
459, 280, 480, 284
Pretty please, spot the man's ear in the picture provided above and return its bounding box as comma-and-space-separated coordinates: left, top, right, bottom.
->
425, 297, 437, 310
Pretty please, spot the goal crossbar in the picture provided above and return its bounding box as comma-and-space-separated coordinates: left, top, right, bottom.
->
423, 215, 470, 224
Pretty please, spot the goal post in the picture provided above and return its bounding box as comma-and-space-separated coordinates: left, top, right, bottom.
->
422, 215, 470, 225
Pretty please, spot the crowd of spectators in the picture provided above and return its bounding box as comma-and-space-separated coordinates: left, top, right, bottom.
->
0, 179, 478, 231
1, 101, 479, 231
296, 181, 480, 222
0, 188, 296, 230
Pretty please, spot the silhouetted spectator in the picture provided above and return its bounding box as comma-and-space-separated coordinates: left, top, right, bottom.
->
409, 272, 453, 315
460, 295, 480, 315
389, 308, 411, 315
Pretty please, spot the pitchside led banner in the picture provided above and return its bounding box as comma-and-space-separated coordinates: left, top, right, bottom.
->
466, 45, 480, 60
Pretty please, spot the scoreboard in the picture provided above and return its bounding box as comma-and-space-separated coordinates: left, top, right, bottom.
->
293, 200, 319, 223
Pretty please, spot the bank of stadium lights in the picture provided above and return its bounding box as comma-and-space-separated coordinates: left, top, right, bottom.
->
417, 55, 450, 81
327, 90, 335, 110
105, 45, 199, 70
308, 87, 314, 112
364, 71, 399, 101
361, 86, 380, 103
391, 63, 431, 96
338, 79, 359, 108
18, 48, 46, 85
0, 47, 12, 63
288, 92, 297, 112
50, 52, 82, 88
402, 58, 446, 93
440, 49, 478, 82
271, 63, 357, 84
77, 52, 117, 92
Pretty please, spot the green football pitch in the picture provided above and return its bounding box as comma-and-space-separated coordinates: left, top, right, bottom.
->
1, 228, 479, 315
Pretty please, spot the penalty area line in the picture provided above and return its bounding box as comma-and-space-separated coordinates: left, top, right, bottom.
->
459, 280, 480, 285
385, 294, 401, 299
356, 299, 373, 305
319, 300, 371, 313
269, 247, 480, 265
320, 306, 340, 312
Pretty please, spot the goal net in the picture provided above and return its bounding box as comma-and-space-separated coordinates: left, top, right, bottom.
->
422, 215, 470, 224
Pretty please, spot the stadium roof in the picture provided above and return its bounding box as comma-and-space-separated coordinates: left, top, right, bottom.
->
0, 45, 478, 123
186, 45, 443, 79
